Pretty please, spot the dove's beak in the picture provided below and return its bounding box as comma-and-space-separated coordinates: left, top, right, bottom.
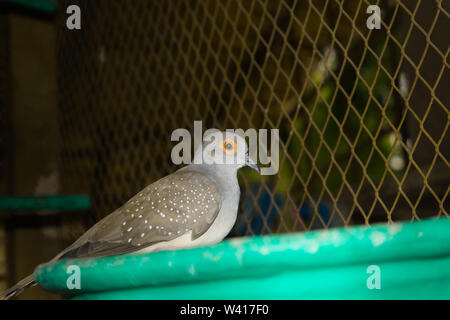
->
245, 155, 260, 174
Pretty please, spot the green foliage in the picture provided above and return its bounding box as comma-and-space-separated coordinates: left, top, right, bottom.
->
277, 37, 403, 200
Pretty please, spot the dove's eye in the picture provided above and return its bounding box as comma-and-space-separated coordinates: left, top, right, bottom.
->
222, 139, 237, 154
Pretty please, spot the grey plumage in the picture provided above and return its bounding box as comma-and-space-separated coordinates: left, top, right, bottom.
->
0, 275, 36, 300
59, 169, 222, 259
1, 131, 259, 299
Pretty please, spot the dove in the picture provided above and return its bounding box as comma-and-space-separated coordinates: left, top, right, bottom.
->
1, 130, 259, 299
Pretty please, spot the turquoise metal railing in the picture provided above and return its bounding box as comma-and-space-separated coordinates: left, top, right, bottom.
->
34, 218, 450, 299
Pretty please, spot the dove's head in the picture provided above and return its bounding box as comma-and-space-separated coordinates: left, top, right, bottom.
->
194, 130, 259, 173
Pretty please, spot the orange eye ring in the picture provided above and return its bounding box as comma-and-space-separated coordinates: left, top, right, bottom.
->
222, 139, 237, 154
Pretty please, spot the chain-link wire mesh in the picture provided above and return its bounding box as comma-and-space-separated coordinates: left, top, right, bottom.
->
56, 0, 449, 240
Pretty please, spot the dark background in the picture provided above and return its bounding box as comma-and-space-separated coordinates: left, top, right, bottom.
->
0, 0, 448, 299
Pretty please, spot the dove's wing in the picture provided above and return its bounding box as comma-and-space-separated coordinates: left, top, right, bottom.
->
59, 169, 222, 259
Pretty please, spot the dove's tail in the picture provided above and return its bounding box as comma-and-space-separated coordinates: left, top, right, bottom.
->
0, 274, 36, 300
